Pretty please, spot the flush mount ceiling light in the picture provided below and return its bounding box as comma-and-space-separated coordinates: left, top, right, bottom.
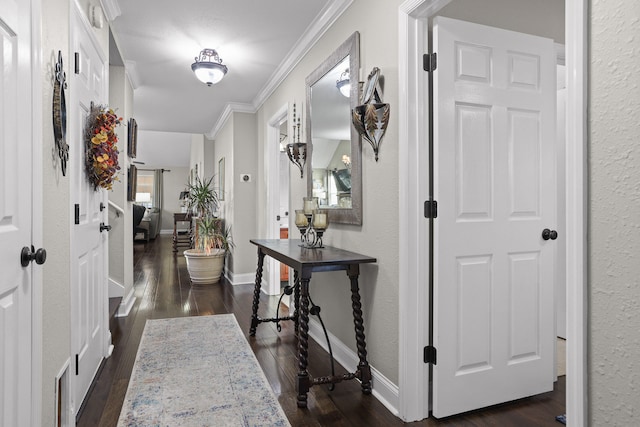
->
336, 68, 350, 97
191, 48, 228, 86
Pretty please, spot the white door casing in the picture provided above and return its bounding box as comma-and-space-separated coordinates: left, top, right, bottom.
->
69, 6, 110, 413
266, 104, 289, 295
0, 0, 35, 425
431, 16, 556, 417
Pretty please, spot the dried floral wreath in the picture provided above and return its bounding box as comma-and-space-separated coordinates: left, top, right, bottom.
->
85, 104, 123, 190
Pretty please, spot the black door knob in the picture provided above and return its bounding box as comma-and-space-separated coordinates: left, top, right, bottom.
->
100, 222, 112, 232
542, 228, 558, 241
21, 246, 47, 267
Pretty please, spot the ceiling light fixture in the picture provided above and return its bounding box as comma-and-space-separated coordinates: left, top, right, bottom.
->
336, 69, 350, 97
191, 48, 228, 86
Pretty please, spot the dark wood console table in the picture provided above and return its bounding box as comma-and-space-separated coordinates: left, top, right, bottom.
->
249, 239, 376, 408
172, 212, 191, 252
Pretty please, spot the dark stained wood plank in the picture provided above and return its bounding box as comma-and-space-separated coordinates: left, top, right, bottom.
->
77, 235, 565, 427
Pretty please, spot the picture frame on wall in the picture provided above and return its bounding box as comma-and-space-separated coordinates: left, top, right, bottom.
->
218, 157, 225, 201
127, 118, 138, 158
127, 165, 137, 201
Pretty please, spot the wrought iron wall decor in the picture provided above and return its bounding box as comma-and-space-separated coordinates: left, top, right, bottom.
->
352, 67, 390, 161
127, 117, 138, 158
285, 103, 307, 178
53, 50, 69, 176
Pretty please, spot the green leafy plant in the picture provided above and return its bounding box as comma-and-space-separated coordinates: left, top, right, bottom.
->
186, 175, 218, 218
196, 217, 234, 254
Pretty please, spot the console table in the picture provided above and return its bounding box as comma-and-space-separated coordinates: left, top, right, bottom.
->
172, 212, 191, 252
249, 239, 376, 408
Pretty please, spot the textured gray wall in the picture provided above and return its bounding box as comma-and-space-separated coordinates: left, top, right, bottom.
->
589, 0, 640, 423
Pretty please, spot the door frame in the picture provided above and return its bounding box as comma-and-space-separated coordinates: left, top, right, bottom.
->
397, 0, 587, 423
265, 103, 290, 295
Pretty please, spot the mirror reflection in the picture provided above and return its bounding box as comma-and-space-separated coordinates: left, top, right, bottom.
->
306, 31, 361, 224
310, 56, 353, 209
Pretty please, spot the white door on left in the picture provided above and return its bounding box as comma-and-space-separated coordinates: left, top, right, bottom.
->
0, 0, 35, 425
69, 6, 110, 414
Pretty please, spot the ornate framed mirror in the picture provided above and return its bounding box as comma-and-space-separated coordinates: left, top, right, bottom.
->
305, 31, 361, 225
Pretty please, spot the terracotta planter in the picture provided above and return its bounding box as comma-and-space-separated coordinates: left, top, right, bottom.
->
183, 249, 226, 284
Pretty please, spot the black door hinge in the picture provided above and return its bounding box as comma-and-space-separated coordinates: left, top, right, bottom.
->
424, 200, 438, 218
423, 52, 437, 72
424, 346, 437, 364
75, 354, 79, 375
74, 52, 80, 74
74, 204, 80, 224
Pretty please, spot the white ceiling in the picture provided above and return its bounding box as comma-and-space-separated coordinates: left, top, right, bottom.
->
108, 0, 335, 166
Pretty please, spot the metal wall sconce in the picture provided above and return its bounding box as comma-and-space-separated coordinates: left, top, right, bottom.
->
285, 103, 307, 178
352, 67, 389, 161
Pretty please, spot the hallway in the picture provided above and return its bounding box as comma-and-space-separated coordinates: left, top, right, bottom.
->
77, 235, 565, 426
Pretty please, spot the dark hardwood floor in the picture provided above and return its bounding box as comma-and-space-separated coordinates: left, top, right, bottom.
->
77, 235, 565, 427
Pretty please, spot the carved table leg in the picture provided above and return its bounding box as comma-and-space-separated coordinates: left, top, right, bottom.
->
348, 265, 372, 394
293, 270, 300, 335
296, 274, 311, 408
249, 249, 266, 336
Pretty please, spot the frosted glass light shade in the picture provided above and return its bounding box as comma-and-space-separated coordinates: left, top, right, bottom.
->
191, 48, 228, 86
192, 62, 227, 86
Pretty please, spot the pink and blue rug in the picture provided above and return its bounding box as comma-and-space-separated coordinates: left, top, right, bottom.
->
117, 314, 290, 427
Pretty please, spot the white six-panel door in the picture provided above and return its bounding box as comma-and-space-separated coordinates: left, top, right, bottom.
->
0, 0, 34, 425
70, 7, 109, 414
432, 16, 557, 417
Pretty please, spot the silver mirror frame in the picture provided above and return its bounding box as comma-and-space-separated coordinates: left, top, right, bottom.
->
305, 31, 361, 225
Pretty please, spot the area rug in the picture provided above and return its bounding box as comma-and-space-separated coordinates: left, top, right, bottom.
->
117, 314, 290, 427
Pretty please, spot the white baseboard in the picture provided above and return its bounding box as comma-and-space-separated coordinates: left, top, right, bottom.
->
108, 277, 124, 298
116, 287, 136, 317
307, 318, 400, 417
225, 271, 255, 286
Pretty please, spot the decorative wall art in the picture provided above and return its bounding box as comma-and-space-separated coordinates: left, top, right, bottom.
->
127, 117, 138, 158
218, 157, 225, 201
85, 103, 123, 190
52, 50, 69, 176
127, 165, 137, 201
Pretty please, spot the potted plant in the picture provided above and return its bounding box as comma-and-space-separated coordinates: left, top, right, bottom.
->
184, 175, 218, 218
183, 176, 233, 284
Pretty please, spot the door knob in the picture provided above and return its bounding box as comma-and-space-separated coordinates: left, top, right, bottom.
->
542, 228, 558, 241
21, 246, 47, 267
100, 222, 112, 232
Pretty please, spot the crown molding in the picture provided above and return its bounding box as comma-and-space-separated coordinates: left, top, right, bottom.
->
206, 102, 256, 139
252, 0, 353, 111
99, 0, 121, 21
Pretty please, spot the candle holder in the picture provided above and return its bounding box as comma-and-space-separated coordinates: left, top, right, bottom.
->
295, 198, 328, 248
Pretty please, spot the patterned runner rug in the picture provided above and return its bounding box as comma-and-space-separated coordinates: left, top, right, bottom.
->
117, 314, 290, 427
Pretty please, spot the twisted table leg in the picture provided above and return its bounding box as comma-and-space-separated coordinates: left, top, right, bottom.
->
296, 275, 311, 407
249, 249, 266, 336
293, 270, 300, 335
348, 265, 372, 394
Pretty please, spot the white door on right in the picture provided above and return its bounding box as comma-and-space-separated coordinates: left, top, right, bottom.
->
432, 16, 557, 418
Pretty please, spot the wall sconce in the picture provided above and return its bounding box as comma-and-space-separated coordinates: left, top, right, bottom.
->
191, 48, 228, 86
285, 103, 307, 178
336, 69, 350, 97
295, 197, 329, 248
352, 67, 389, 161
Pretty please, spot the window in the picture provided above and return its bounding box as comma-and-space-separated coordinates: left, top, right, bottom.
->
135, 171, 154, 208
